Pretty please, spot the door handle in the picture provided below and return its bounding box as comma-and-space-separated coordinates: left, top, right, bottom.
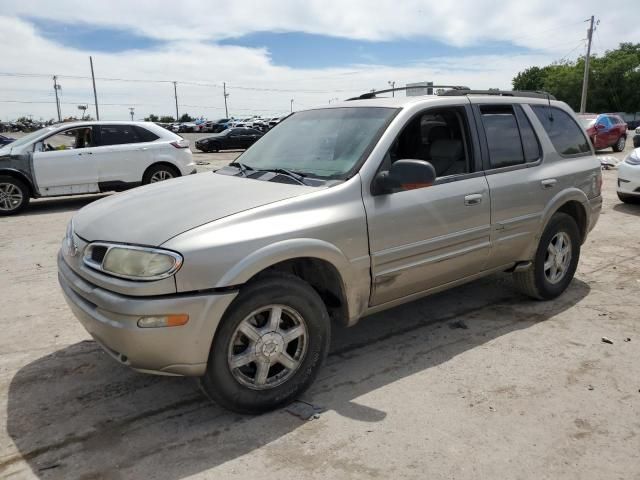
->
541, 178, 557, 189
464, 193, 483, 206
140, 147, 149, 151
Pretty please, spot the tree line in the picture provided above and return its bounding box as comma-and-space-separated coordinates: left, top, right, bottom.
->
512, 43, 640, 114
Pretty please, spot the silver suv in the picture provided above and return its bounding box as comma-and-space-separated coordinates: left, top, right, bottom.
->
58, 88, 602, 413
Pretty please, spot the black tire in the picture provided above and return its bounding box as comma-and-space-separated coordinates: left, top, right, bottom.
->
0, 175, 30, 215
199, 272, 330, 414
513, 212, 581, 300
612, 136, 626, 152
142, 164, 180, 185
617, 192, 640, 204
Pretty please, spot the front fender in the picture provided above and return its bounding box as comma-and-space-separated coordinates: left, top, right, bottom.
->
215, 238, 364, 322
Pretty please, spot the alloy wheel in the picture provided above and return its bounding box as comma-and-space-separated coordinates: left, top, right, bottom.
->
227, 304, 308, 390
0, 182, 23, 212
149, 170, 174, 183
544, 231, 572, 284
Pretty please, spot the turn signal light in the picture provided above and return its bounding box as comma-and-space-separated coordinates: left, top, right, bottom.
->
137, 314, 189, 328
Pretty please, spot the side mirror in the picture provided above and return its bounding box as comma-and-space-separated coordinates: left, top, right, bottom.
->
372, 159, 436, 195
633, 135, 640, 149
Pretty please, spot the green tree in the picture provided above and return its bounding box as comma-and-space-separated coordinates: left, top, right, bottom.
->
512, 43, 640, 113
179, 113, 194, 122
159, 116, 175, 123
145, 113, 159, 122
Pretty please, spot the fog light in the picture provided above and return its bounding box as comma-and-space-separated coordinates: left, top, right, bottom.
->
137, 314, 189, 328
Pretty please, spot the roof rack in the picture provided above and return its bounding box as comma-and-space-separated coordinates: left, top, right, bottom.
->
346, 85, 470, 100
440, 89, 556, 100
346, 86, 555, 101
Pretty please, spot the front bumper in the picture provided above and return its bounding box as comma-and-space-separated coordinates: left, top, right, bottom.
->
58, 252, 237, 376
617, 162, 640, 196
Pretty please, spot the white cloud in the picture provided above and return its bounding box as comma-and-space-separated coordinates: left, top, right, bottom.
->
0, 0, 638, 120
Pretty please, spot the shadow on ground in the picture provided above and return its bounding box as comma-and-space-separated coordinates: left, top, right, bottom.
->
612, 202, 640, 216
22, 194, 110, 216
3, 275, 590, 479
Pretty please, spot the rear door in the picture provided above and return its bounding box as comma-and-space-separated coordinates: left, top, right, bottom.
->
471, 102, 552, 269
93, 124, 151, 184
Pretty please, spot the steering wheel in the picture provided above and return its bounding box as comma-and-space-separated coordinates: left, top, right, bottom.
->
45, 143, 55, 151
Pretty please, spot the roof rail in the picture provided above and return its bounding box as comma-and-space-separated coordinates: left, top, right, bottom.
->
440, 89, 556, 100
346, 85, 470, 101
346, 86, 556, 101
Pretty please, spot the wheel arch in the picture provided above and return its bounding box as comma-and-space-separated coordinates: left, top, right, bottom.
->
142, 161, 181, 181
216, 239, 362, 326
540, 188, 590, 244
0, 168, 35, 197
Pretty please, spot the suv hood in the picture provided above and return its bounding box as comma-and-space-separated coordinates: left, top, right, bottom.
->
73, 172, 318, 246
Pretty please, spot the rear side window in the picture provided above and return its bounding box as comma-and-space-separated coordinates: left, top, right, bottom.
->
133, 126, 159, 142
98, 125, 140, 146
531, 106, 591, 156
514, 105, 541, 162
479, 105, 524, 168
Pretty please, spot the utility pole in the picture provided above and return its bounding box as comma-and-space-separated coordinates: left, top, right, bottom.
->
223, 82, 229, 118
129, 107, 135, 121
173, 81, 179, 121
89, 56, 100, 120
579, 16, 595, 114
53, 75, 62, 122
388, 80, 396, 97
290, 98, 294, 113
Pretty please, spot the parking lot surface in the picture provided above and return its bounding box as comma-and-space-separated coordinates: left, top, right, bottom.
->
0, 136, 639, 479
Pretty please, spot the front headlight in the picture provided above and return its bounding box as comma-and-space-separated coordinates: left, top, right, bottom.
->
83, 243, 183, 281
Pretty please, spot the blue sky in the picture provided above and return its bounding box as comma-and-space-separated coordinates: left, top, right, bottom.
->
2, 1, 637, 120
29, 17, 528, 69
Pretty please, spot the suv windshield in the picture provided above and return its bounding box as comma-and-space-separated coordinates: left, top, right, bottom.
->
234, 107, 397, 179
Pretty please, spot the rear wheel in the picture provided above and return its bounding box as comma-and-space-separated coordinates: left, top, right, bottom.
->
0, 175, 30, 215
142, 164, 179, 185
199, 273, 330, 414
513, 213, 580, 300
612, 136, 626, 152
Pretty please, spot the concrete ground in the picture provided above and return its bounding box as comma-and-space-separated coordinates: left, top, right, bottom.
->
0, 134, 639, 479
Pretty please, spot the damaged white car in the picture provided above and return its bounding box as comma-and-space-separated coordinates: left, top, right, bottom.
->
0, 121, 195, 215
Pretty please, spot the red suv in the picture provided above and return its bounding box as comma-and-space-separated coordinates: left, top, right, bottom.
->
578, 113, 628, 152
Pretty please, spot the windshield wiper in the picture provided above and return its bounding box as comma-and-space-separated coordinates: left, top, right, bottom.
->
228, 161, 254, 176
258, 168, 308, 185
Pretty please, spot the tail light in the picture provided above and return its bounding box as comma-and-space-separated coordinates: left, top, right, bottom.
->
171, 139, 189, 149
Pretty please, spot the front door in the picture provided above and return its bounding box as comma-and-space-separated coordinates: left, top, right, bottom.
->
32, 126, 99, 196
363, 105, 491, 306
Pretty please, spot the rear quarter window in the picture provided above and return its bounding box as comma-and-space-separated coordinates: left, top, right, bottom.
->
531, 106, 591, 156
133, 126, 160, 142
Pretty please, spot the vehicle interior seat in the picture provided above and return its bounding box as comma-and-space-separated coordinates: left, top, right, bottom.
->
429, 139, 466, 176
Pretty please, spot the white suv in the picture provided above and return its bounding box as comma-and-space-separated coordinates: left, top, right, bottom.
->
0, 121, 195, 214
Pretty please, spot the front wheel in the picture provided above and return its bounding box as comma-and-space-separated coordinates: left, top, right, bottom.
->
199, 273, 330, 414
0, 175, 30, 215
612, 136, 626, 152
513, 212, 581, 300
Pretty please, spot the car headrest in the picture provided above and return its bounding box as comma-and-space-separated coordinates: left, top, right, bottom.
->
430, 139, 463, 160
428, 125, 451, 143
